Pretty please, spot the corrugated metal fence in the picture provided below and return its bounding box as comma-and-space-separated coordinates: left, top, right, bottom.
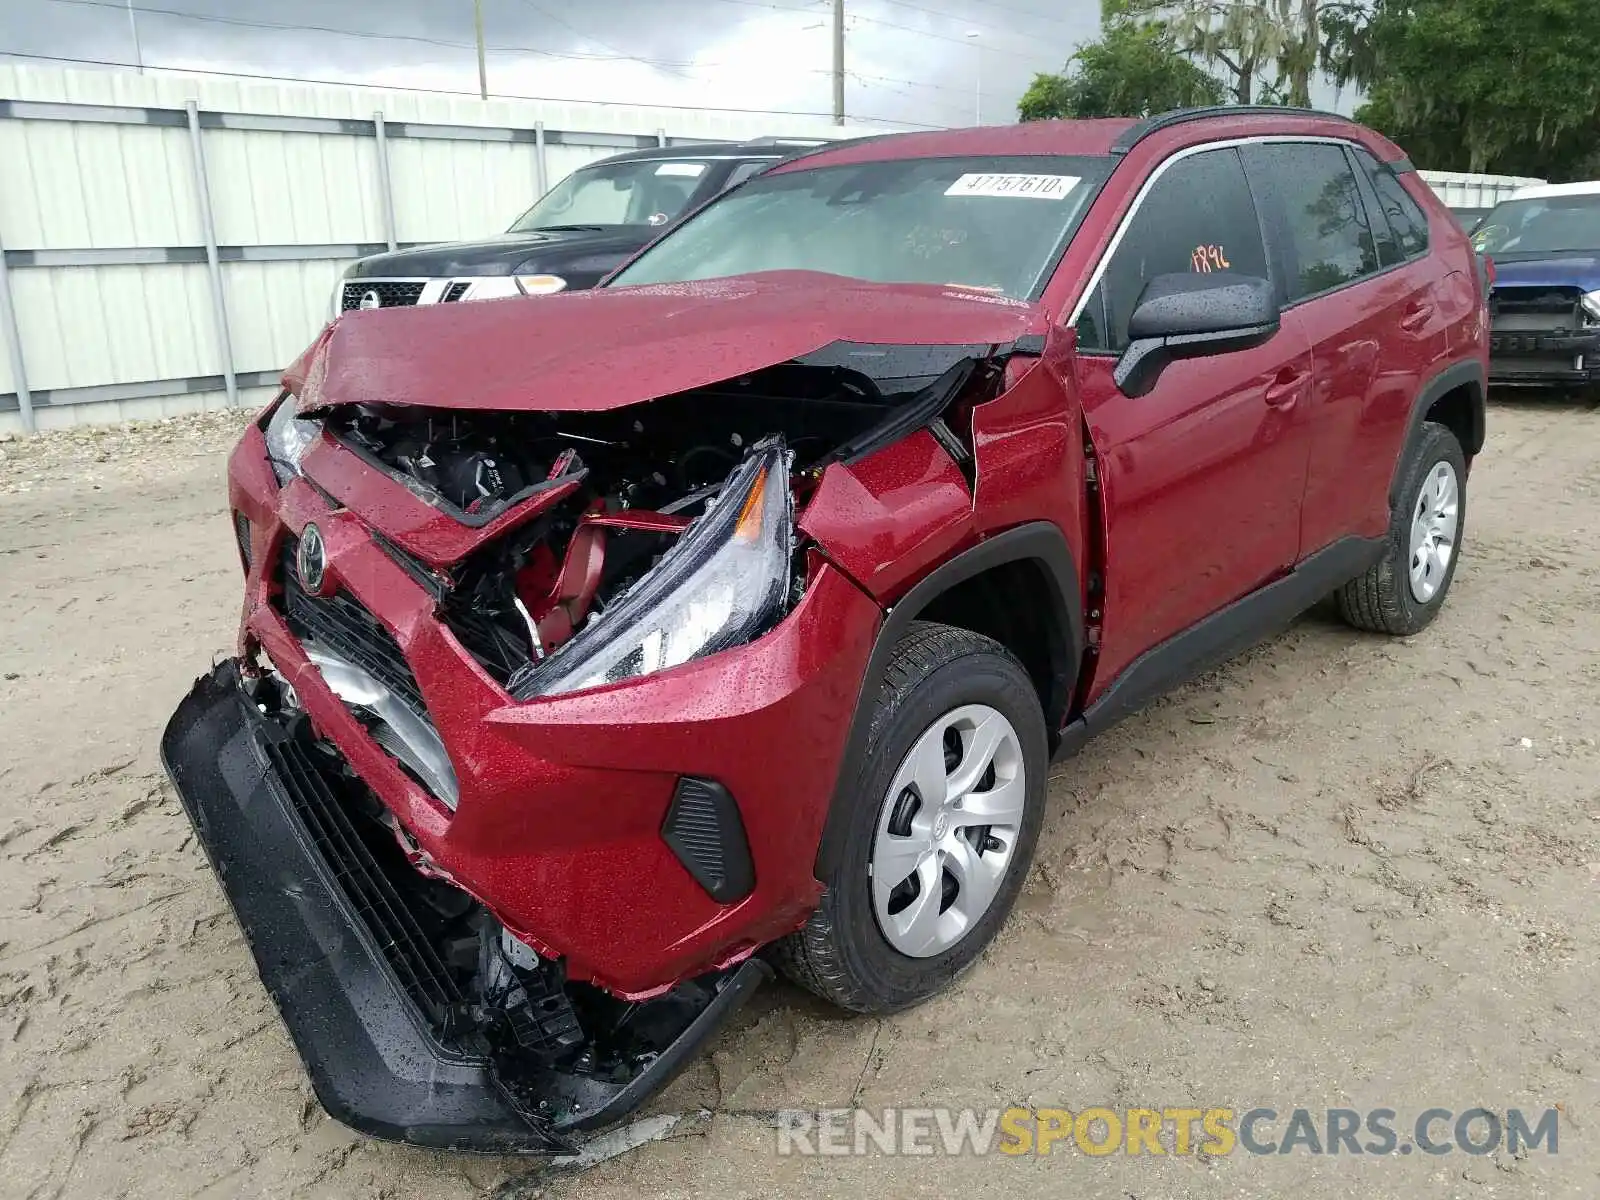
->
0, 64, 864, 434
1417, 170, 1544, 213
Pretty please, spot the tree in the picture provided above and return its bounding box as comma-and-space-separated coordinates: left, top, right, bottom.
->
1018, 20, 1224, 121
1324, 0, 1600, 177
1108, 0, 1349, 107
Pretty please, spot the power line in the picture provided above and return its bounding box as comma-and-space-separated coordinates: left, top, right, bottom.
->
36, 0, 738, 70
692, 0, 829, 10
866, 0, 1079, 30
846, 10, 1062, 64
849, 69, 981, 97
0, 47, 948, 128
43, 0, 485, 53
847, 71, 976, 121
506, 0, 697, 80
26, 1, 1011, 126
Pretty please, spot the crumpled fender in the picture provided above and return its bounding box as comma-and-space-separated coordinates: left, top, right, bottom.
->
797, 428, 977, 604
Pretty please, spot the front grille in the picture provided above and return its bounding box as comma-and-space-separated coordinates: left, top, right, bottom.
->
1492, 286, 1585, 331
443, 281, 471, 302
263, 734, 466, 1027
276, 538, 427, 721
341, 280, 428, 311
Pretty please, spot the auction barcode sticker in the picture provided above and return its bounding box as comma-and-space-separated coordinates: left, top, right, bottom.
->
944, 173, 1080, 199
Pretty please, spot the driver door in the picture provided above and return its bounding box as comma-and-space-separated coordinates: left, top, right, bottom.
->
1069, 146, 1315, 694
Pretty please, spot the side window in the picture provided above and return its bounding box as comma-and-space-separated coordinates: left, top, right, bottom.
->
1354, 147, 1430, 259
1244, 142, 1378, 301
1348, 149, 1403, 267
721, 160, 772, 192
1076, 148, 1268, 354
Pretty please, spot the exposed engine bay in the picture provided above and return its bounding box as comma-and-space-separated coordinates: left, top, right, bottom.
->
321, 350, 988, 694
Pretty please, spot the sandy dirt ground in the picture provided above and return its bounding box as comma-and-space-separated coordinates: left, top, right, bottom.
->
2, 399, 1599, 1199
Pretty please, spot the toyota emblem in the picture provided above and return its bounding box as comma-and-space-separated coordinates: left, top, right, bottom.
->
359, 290, 382, 310
297, 523, 327, 593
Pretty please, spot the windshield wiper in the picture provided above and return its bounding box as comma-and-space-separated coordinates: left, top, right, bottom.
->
529, 224, 611, 233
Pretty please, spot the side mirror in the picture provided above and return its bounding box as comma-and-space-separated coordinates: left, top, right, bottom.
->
1113, 272, 1280, 397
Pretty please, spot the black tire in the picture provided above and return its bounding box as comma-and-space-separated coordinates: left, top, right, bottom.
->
1337, 420, 1467, 635
771, 621, 1048, 1014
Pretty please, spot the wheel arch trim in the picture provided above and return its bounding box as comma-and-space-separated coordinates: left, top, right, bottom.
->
1389, 358, 1485, 509
811, 521, 1084, 879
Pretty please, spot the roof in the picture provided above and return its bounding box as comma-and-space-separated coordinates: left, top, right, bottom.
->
769, 120, 1139, 173
764, 108, 1405, 174
1509, 180, 1600, 201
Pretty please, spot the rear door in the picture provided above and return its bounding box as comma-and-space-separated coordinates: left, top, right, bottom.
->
1068, 145, 1315, 692
1241, 140, 1443, 552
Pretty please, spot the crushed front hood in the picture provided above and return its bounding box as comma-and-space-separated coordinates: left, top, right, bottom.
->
1491, 255, 1600, 290
286, 271, 1047, 415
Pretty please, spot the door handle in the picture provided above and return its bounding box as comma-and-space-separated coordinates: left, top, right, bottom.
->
1400, 300, 1434, 332
1264, 366, 1309, 408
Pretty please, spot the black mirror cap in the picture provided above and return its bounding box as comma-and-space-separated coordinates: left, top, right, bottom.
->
1127, 271, 1278, 341
1114, 272, 1280, 397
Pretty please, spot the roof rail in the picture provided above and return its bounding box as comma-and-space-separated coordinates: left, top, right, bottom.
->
1110, 105, 1357, 155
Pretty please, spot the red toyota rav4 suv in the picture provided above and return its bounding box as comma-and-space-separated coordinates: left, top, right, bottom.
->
163, 107, 1487, 1153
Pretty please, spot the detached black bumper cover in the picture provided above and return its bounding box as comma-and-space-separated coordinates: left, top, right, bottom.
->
1488, 329, 1600, 386
161, 661, 767, 1154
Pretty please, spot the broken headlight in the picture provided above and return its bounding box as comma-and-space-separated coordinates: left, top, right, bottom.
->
511, 440, 794, 698
263, 394, 323, 486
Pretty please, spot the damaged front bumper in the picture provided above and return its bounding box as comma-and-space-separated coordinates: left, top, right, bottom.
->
162, 659, 769, 1153
1488, 328, 1600, 387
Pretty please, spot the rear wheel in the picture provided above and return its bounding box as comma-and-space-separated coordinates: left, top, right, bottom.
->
1337, 420, 1466, 635
772, 622, 1048, 1014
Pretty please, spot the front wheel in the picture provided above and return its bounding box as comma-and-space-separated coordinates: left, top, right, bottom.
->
1337, 420, 1467, 635
772, 622, 1048, 1014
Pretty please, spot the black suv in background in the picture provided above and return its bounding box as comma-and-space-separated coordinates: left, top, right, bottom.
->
334, 138, 828, 313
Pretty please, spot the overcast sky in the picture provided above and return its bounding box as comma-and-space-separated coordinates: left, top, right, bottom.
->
0, 0, 1117, 128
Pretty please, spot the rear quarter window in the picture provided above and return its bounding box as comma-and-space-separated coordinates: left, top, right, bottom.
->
1354, 147, 1430, 259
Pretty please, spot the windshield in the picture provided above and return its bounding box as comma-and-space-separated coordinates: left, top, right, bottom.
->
1472, 194, 1600, 256
508, 159, 714, 232
608, 155, 1113, 300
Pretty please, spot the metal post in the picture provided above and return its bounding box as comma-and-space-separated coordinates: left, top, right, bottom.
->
374, 111, 398, 252
975, 49, 982, 125
474, 0, 489, 100
534, 121, 548, 196
965, 30, 981, 126
0, 226, 35, 434
126, 0, 144, 74
186, 101, 238, 408
831, 0, 845, 125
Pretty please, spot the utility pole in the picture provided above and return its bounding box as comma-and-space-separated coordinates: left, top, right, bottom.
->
126, 0, 144, 73
965, 30, 981, 125
474, 0, 489, 100
831, 0, 845, 126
